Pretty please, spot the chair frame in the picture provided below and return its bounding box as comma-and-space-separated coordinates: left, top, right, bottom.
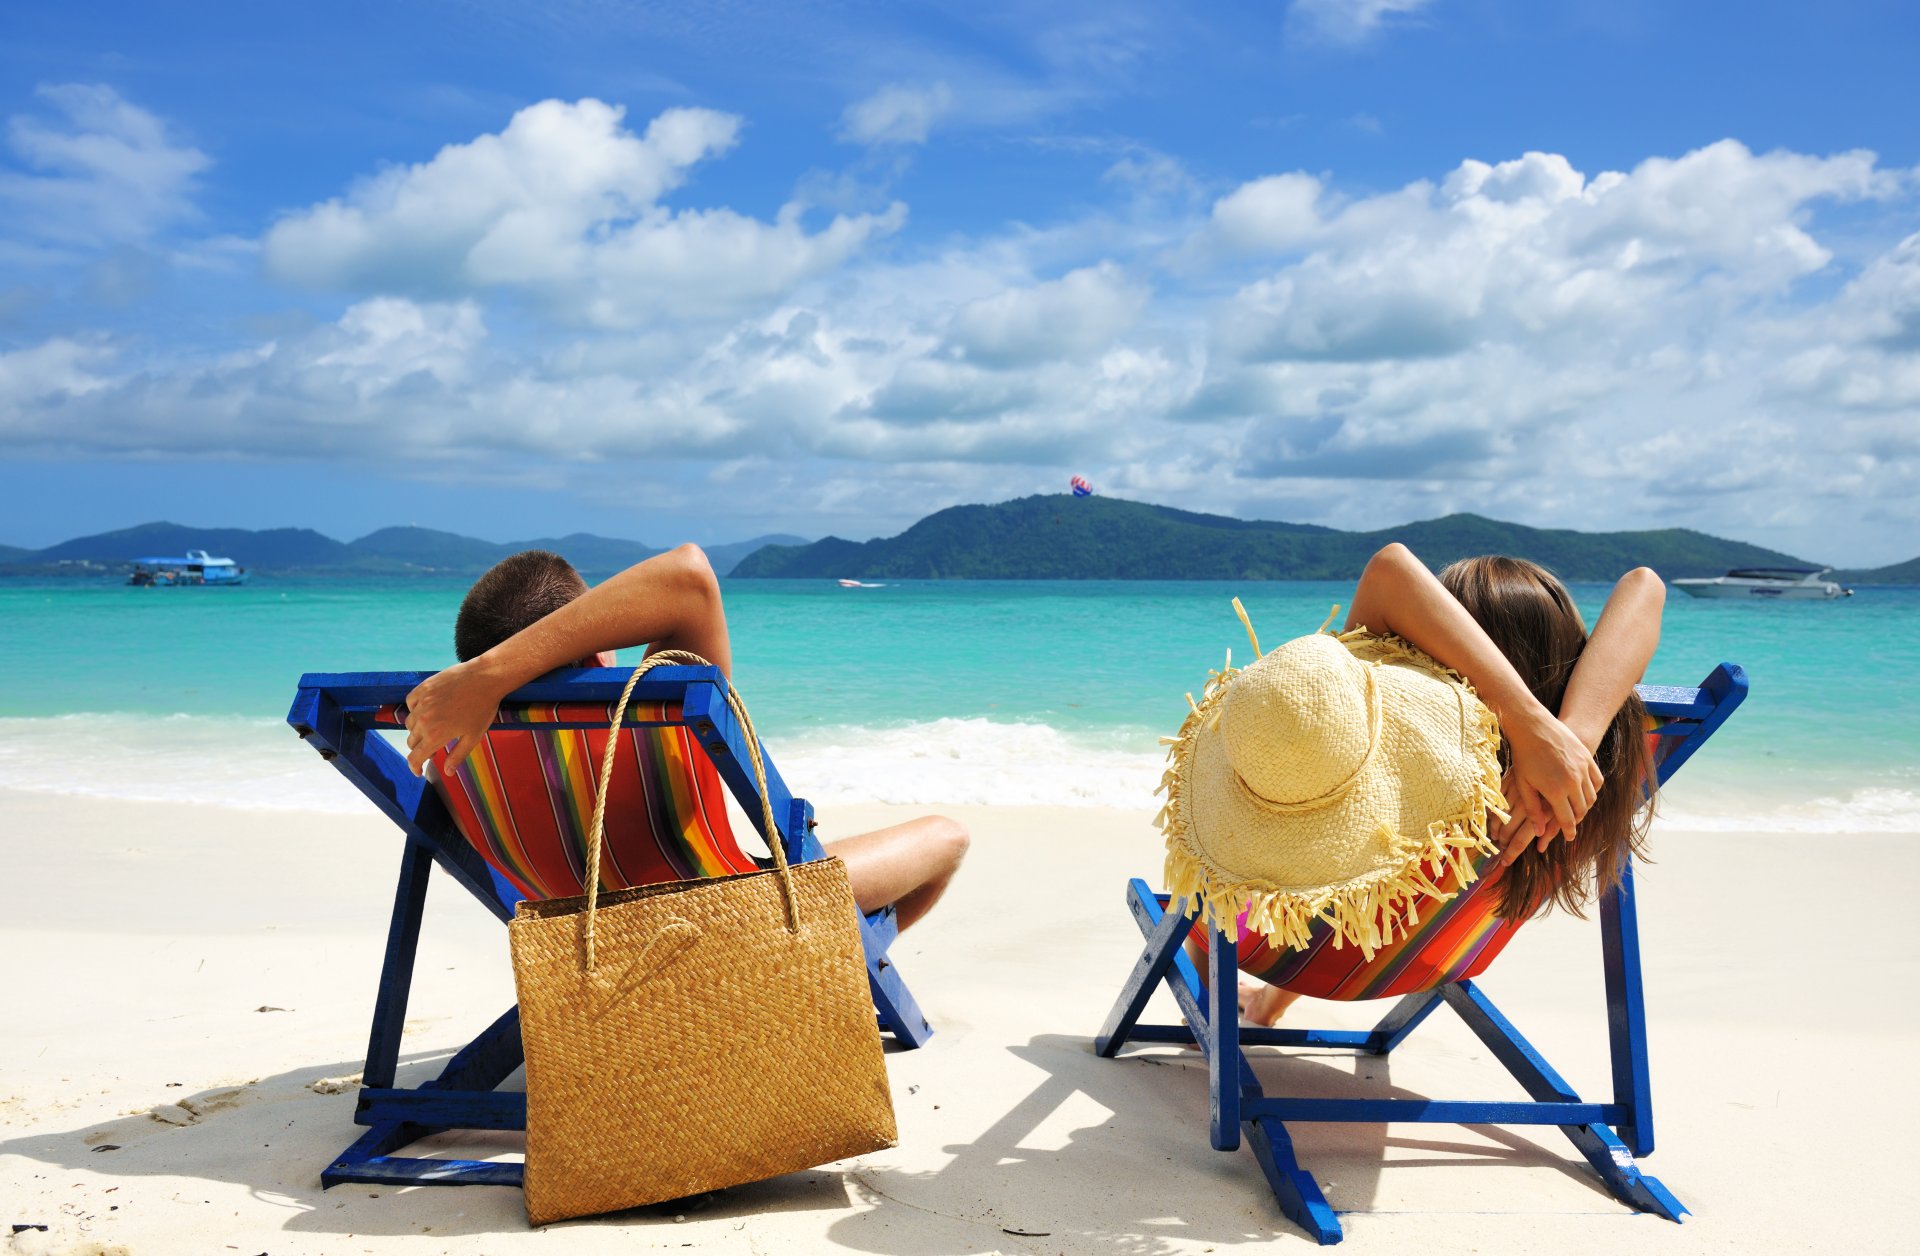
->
1095, 663, 1748, 1244
288, 663, 933, 1190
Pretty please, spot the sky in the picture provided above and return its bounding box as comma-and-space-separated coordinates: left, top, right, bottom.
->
2, 1, 1917, 564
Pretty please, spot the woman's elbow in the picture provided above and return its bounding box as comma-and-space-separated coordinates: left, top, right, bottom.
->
1369, 542, 1417, 572
1624, 566, 1666, 602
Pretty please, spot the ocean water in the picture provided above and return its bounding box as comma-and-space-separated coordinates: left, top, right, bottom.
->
0, 576, 1915, 832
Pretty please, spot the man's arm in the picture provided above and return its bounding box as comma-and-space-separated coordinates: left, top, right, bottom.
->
403, 544, 730, 775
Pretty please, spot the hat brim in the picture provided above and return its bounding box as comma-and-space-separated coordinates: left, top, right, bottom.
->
1161, 629, 1506, 957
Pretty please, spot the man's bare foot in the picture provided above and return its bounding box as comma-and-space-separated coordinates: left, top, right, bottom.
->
1239, 981, 1300, 1028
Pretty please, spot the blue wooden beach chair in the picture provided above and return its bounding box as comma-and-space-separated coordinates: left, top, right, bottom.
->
287, 663, 933, 1191
1095, 664, 1747, 1243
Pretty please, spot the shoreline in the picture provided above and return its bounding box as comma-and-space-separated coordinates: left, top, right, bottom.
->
4, 787, 1916, 1254
1, 713, 1915, 833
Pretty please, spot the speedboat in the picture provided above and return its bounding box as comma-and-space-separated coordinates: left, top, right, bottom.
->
1671, 567, 1850, 599
837, 578, 884, 588
129, 550, 249, 587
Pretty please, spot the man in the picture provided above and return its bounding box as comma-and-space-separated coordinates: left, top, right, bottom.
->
403, 544, 968, 930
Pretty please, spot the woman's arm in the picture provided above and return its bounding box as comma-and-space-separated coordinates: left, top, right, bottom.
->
1496, 567, 1663, 863
403, 544, 730, 775
1558, 567, 1664, 751
1345, 544, 1602, 838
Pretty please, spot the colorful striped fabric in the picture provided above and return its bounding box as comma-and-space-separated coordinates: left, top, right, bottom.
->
1194, 720, 1683, 999
376, 701, 758, 903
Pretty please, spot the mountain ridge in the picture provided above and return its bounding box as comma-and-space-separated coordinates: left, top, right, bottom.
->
4, 507, 1913, 583
735, 494, 1910, 582
1, 523, 807, 578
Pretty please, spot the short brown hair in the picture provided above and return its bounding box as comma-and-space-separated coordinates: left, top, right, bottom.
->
454, 550, 588, 662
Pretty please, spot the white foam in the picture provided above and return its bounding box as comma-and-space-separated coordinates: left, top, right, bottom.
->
0, 712, 1913, 833
776, 718, 1166, 809
1654, 782, 1920, 834
0, 713, 375, 814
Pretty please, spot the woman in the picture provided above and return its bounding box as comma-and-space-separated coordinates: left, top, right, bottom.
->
1182, 543, 1665, 1026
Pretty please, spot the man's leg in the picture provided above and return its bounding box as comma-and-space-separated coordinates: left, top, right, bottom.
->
822, 815, 969, 931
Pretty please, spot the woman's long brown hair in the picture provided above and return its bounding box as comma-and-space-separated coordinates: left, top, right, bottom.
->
1438, 556, 1655, 921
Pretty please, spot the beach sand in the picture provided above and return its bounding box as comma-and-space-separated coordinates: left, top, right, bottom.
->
3, 787, 1914, 1255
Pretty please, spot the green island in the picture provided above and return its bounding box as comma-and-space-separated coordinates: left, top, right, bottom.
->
733, 495, 1917, 583
3, 499, 1913, 583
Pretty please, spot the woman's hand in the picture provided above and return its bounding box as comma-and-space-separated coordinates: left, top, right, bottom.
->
1493, 772, 1569, 865
404, 658, 510, 776
1498, 709, 1602, 857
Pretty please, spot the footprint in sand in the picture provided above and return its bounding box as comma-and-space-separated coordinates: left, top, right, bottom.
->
146, 1085, 253, 1127
5, 1226, 134, 1256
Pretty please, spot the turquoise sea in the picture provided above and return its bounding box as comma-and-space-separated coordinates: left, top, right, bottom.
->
1, 576, 1915, 831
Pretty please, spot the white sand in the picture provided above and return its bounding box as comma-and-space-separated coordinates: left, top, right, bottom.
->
2, 787, 1915, 1255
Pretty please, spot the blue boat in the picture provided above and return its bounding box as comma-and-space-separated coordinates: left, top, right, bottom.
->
128, 549, 249, 587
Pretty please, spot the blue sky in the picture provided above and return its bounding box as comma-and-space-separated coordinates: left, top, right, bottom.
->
2, 0, 1917, 563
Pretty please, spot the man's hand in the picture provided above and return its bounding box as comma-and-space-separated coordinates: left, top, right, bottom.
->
404, 658, 509, 776
1498, 710, 1602, 858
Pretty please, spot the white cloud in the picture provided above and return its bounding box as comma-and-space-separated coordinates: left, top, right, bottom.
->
1211, 143, 1892, 366
0, 337, 113, 413
1210, 173, 1325, 252
8, 131, 1920, 563
839, 83, 954, 146
946, 263, 1150, 367
1286, 0, 1435, 48
263, 99, 905, 327
306, 297, 487, 395
0, 84, 209, 252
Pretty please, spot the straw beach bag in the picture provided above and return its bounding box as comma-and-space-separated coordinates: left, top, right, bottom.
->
509, 651, 897, 1226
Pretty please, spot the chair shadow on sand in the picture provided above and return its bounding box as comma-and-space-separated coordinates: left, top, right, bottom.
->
4, 1030, 1620, 1252
0, 1046, 856, 1242
825, 1032, 1623, 1256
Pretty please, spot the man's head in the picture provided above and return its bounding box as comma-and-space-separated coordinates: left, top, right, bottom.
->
454, 550, 589, 662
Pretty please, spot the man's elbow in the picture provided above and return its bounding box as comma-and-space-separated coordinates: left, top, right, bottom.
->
669, 543, 720, 593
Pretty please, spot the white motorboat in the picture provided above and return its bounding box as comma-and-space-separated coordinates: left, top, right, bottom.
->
1671, 567, 1851, 600
128, 549, 250, 587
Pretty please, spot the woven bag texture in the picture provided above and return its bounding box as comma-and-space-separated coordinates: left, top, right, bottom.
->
511, 856, 896, 1225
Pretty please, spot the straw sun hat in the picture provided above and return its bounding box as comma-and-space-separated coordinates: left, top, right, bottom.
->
1158, 601, 1509, 958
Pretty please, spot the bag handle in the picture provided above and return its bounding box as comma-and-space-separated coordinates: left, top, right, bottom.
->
581, 650, 799, 971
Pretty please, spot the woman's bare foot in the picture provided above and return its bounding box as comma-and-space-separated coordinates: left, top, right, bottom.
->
1239, 981, 1301, 1027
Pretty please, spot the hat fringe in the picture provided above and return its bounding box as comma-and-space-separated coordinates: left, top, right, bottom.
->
1159, 629, 1508, 962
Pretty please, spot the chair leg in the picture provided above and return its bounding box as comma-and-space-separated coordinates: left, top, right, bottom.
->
1098, 883, 1342, 1241
1207, 926, 1241, 1152
862, 907, 934, 1048
1363, 989, 1444, 1055
1245, 1114, 1344, 1244
1441, 981, 1687, 1222
1601, 860, 1656, 1156
1095, 879, 1190, 1057
428, 1006, 523, 1093
327, 840, 432, 1189
360, 840, 433, 1090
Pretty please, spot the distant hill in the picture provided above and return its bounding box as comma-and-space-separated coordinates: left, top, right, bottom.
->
704, 534, 810, 576
1836, 555, 1920, 585
346, 526, 524, 572
0, 523, 805, 578
733, 495, 1820, 582
28, 522, 351, 569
